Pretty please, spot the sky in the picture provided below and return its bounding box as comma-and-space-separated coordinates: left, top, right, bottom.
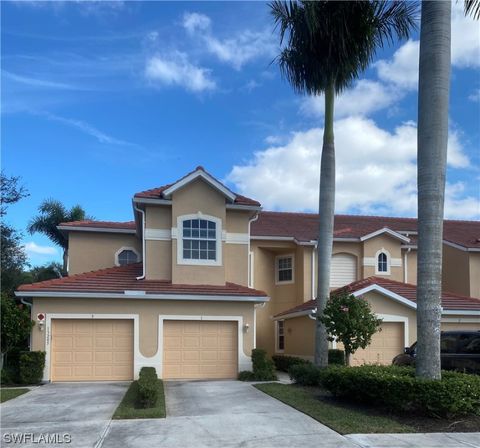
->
2, 0, 479, 267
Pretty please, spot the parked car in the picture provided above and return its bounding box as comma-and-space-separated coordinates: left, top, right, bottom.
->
392, 331, 480, 374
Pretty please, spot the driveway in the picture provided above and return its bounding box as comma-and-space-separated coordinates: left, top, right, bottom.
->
102, 380, 356, 448
1, 382, 128, 447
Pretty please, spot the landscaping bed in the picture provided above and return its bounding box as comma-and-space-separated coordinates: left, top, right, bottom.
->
256, 383, 480, 434
0, 388, 29, 403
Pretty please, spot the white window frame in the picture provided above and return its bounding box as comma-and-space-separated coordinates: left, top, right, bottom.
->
275, 254, 295, 285
177, 213, 222, 266
375, 248, 391, 275
275, 319, 285, 353
114, 246, 140, 267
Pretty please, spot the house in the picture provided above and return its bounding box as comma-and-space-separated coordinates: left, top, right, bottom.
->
16, 167, 480, 381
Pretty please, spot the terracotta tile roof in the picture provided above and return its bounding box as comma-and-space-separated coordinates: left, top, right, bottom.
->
274, 276, 480, 317
251, 211, 480, 249
58, 220, 136, 230
17, 263, 267, 298
134, 166, 260, 206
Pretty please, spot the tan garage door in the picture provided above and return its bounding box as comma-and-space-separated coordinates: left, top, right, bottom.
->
51, 319, 133, 381
163, 320, 238, 379
441, 322, 480, 331
351, 322, 404, 366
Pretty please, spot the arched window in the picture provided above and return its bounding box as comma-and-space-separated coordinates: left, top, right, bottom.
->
115, 248, 139, 266
377, 251, 389, 273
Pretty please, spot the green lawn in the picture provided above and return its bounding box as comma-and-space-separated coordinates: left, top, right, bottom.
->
1, 388, 29, 403
113, 380, 166, 419
255, 383, 413, 434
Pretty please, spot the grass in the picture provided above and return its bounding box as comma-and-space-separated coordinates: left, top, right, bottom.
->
0, 388, 29, 403
113, 380, 166, 419
255, 383, 413, 434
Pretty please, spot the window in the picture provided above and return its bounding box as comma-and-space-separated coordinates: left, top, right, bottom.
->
375, 249, 390, 274
276, 255, 294, 284
277, 320, 285, 352
182, 218, 217, 261
116, 249, 138, 266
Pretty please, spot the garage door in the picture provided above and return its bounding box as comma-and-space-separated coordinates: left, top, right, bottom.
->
51, 319, 134, 381
351, 322, 404, 366
330, 254, 357, 288
163, 320, 238, 379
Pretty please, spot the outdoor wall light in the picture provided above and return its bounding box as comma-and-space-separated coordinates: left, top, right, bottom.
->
244, 323, 250, 333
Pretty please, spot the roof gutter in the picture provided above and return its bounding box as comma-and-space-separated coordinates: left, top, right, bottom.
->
133, 203, 146, 280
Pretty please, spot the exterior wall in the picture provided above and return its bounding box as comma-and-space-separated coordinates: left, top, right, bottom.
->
68, 232, 141, 275
283, 315, 315, 358
404, 249, 417, 284
469, 252, 480, 298
146, 240, 172, 280
363, 235, 403, 281
442, 244, 470, 296
441, 315, 480, 331
31, 297, 255, 379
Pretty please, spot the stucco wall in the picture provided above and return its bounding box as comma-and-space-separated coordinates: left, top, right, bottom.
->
363, 235, 403, 281
68, 232, 141, 275
442, 244, 470, 296
469, 253, 480, 298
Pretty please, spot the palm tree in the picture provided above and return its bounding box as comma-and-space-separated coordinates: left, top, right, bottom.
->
465, 0, 480, 19
270, 1, 417, 367
28, 200, 91, 274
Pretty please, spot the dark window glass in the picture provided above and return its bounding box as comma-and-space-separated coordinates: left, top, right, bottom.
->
277, 256, 293, 282
278, 321, 285, 350
182, 219, 217, 261
377, 252, 388, 272
118, 250, 137, 266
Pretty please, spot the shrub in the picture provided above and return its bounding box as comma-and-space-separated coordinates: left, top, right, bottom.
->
19, 351, 45, 385
239, 349, 277, 381
328, 349, 345, 365
288, 363, 324, 386
137, 367, 158, 408
272, 355, 311, 372
321, 365, 480, 417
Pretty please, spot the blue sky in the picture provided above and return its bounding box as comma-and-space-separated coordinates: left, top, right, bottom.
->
2, 1, 479, 267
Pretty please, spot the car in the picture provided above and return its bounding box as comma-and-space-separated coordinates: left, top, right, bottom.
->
392, 331, 480, 374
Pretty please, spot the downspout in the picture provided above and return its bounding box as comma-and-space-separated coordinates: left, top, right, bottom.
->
20, 298, 33, 350
404, 247, 411, 283
134, 204, 146, 280
311, 244, 317, 300
248, 211, 260, 288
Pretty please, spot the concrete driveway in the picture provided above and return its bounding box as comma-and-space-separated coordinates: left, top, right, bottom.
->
102, 380, 356, 448
1, 382, 128, 447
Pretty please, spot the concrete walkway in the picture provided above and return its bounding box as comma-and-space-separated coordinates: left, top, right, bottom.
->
346, 433, 480, 448
102, 380, 357, 447
1, 382, 128, 447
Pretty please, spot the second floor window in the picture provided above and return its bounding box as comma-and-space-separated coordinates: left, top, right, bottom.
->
182, 219, 217, 261
276, 255, 294, 284
377, 252, 388, 273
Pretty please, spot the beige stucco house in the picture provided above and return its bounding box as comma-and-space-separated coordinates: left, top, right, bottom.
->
16, 167, 480, 381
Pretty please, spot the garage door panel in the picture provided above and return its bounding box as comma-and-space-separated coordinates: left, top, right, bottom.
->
163, 320, 238, 380
51, 319, 133, 382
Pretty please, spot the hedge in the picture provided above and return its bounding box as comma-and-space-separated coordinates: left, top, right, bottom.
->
321, 365, 480, 417
272, 355, 310, 372
19, 351, 45, 385
137, 367, 158, 408
328, 349, 345, 365
288, 363, 324, 386
238, 349, 277, 381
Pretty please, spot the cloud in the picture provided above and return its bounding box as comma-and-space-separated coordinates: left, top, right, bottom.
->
2, 70, 79, 90
32, 111, 138, 146
145, 52, 216, 92
468, 89, 480, 102
182, 12, 276, 70
227, 117, 476, 219
301, 79, 401, 118
24, 242, 58, 256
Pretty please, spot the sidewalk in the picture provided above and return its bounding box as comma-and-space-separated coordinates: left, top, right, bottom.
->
346, 432, 480, 448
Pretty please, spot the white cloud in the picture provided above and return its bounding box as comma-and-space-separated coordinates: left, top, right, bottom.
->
24, 242, 58, 256
227, 117, 476, 218
145, 52, 216, 92
301, 79, 401, 118
468, 89, 480, 102
182, 11, 276, 70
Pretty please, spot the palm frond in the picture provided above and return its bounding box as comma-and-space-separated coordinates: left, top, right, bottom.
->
464, 0, 480, 19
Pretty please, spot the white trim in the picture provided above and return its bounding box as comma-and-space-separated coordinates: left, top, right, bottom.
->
273, 309, 315, 321
114, 246, 140, 267
442, 317, 480, 323
43, 313, 142, 382
16, 290, 269, 302
145, 228, 171, 241
157, 315, 252, 376
275, 253, 295, 285
443, 240, 480, 252
225, 232, 249, 245
57, 225, 135, 234
248, 251, 255, 288
374, 248, 391, 275
442, 309, 480, 316
352, 284, 417, 309
360, 228, 410, 243
275, 319, 285, 353
176, 213, 222, 266
250, 235, 316, 246
133, 197, 172, 206
226, 204, 262, 211
163, 170, 236, 202
311, 247, 316, 300
376, 313, 410, 347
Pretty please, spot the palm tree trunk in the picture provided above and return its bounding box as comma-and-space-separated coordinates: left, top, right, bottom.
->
416, 0, 451, 380
315, 82, 335, 368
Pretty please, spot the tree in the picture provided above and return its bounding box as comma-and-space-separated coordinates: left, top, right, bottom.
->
415, 1, 451, 381
465, 0, 480, 19
28, 200, 91, 273
270, 0, 417, 367
321, 293, 382, 366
